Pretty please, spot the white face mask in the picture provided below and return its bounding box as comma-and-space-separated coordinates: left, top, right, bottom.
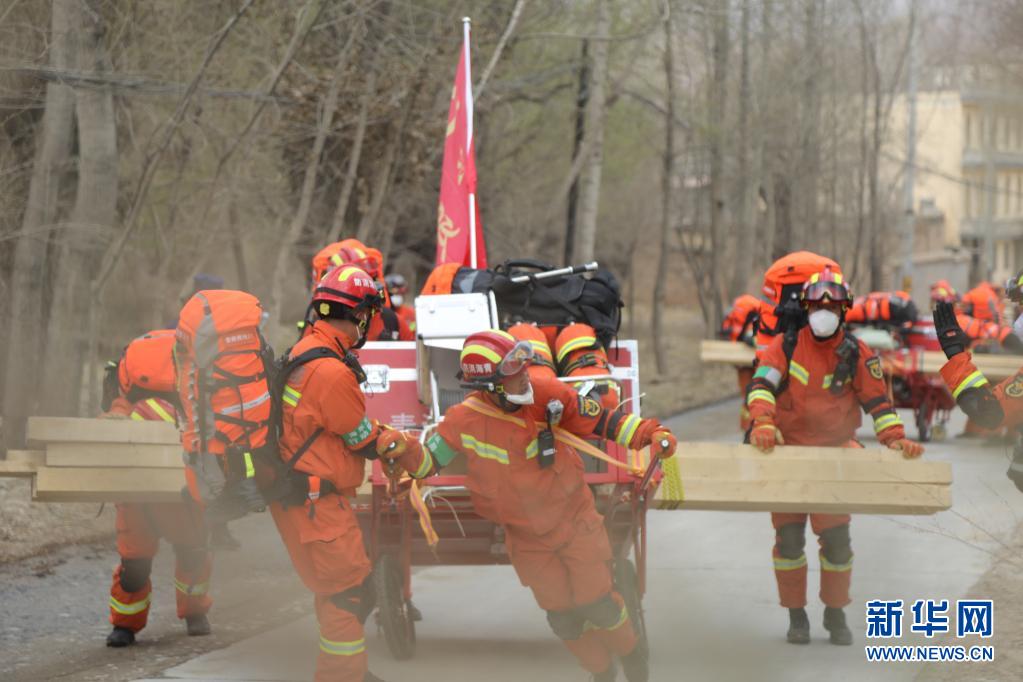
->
391, 294, 404, 307
808, 309, 840, 337
504, 382, 535, 405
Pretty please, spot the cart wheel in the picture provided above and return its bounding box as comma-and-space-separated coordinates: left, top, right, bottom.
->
614, 558, 648, 657
931, 422, 947, 442
914, 405, 931, 443
374, 554, 416, 660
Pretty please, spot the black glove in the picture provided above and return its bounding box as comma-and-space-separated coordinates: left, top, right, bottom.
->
1008, 442, 1023, 494
933, 302, 970, 359
234, 476, 267, 513
1003, 330, 1023, 354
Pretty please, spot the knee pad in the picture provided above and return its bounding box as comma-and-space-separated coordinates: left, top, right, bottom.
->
174, 546, 208, 573
119, 558, 153, 593
819, 524, 853, 565
329, 572, 376, 624
776, 523, 806, 559
577, 594, 624, 630
546, 609, 585, 640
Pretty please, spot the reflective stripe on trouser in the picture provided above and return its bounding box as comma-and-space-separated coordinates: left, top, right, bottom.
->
314, 593, 367, 682
109, 563, 152, 632
505, 507, 637, 674
771, 512, 852, 608
112, 502, 212, 628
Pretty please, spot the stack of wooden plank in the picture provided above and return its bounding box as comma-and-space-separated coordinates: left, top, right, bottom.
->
655, 442, 952, 515
700, 339, 1023, 381
0, 417, 185, 502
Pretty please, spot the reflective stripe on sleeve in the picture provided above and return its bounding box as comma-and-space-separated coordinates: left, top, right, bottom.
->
953, 370, 989, 400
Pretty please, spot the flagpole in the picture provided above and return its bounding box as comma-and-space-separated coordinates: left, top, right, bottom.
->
463, 16, 477, 269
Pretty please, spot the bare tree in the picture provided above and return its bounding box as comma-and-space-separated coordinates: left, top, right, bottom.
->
654, 0, 677, 373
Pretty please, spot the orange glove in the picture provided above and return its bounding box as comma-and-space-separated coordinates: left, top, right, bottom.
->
888, 438, 924, 459
750, 418, 784, 453
650, 430, 677, 460
375, 428, 428, 478
375, 428, 408, 459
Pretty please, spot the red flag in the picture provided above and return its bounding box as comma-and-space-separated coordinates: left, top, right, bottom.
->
436, 20, 487, 269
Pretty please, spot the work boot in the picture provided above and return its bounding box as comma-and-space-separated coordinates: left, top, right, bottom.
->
786, 607, 810, 644
186, 614, 211, 636
106, 626, 136, 648
407, 599, 423, 622
823, 606, 853, 645
620, 643, 648, 682
591, 661, 618, 682
210, 523, 241, 550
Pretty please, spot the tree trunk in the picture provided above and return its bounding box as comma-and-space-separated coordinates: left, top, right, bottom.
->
269, 47, 345, 322
564, 39, 589, 266
571, 0, 611, 265
727, 0, 753, 299
654, 1, 676, 373
3, 0, 76, 443
706, 0, 729, 328
43, 0, 119, 416
798, 0, 820, 250
355, 117, 403, 243
327, 29, 369, 243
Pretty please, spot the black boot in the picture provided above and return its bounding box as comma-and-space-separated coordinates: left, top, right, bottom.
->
787, 607, 810, 644
823, 606, 852, 645
186, 614, 211, 636
210, 523, 241, 551
106, 626, 136, 648
406, 599, 423, 622
620, 642, 648, 682
591, 661, 618, 682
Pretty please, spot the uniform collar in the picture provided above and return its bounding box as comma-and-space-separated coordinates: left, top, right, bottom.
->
311, 319, 356, 354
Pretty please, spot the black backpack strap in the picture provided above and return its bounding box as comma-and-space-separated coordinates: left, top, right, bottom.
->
829, 331, 860, 395
378, 307, 400, 340
273, 347, 343, 468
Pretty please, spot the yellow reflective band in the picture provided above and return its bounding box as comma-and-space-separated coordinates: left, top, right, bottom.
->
822, 374, 833, 389
110, 595, 151, 615
319, 634, 366, 657
819, 553, 854, 572
747, 389, 776, 406
583, 604, 630, 633
788, 361, 809, 386
336, 266, 361, 282
129, 412, 145, 421
460, 433, 510, 465
953, 371, 989, 400
616, 414, 642, 447
833, 273, 843, 284
873, 413, 903, 434
174, 579, 209, 596
527, 340, 553, 360
525, 439, 539, 459
330, 253, 343, 266
243, 452, 255, 478
461, 344, 503, 364
282, 385, 301, 408
773, 555, 808, 571
412, 450, 433, 479
557, 335, 598, 363
145, 398, 176, 424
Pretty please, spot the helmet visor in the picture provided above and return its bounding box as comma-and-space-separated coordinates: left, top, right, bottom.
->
803, 280, 849, 304
498, 341, 535, 376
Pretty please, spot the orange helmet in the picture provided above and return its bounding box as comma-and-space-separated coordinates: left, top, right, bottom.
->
930, 280, 958, 304
459, 329, 534, 390
312, 265, 382, 319
310, 239, 381, 288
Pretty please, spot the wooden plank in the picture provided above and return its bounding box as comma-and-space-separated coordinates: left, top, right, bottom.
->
33, 466, 185, 503
0, 450, 45, 477
679, 442, 907, 463
45, 442, 184, 469
700, 340, 755, 365
656, 479, 951, 515
27, 417, 178, 446
679, 456, 951, 485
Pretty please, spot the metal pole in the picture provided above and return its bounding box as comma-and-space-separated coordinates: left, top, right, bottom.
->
463, 17, 477, 269
901, 3, 917, 294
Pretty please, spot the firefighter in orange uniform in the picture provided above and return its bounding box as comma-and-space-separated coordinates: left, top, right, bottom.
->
384, 272, 417, 334
745, 269, 923, 646
101, 330, 213, 647
720, 294, 761, 429
961, 281, 1006, 324
935, 269, 1023, 491
270, 264, 431, 682
419, 330, 677, 682
554, 322, 622, 413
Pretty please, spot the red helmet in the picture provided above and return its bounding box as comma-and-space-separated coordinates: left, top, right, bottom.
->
930, 280, 958, 304
801, 267, 851, 306
311, 265, 383, 320
459, 329, 535, 389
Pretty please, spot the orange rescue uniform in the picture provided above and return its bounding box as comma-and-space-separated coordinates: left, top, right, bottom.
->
270, 320, 431, 682
106, 397, 212, 633
720, 295, 761, 430
746, 327, 907, 608
423, 376, 665, 675
961, 282, 1005, 324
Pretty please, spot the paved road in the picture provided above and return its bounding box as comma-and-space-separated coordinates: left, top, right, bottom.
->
3, 399, 1019, 681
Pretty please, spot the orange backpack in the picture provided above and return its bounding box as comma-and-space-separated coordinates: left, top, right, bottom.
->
554, 323, 621, 411
102, 329, 178, 412
175, 290, 273, 503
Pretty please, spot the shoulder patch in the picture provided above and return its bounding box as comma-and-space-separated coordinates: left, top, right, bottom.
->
1005, 375, 1023, 399
578, 394, 603, 418
865, 356, 884, 380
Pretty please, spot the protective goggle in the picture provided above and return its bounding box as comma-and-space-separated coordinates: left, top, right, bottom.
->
498, 341, 535, 376
802, 280, 849, 304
